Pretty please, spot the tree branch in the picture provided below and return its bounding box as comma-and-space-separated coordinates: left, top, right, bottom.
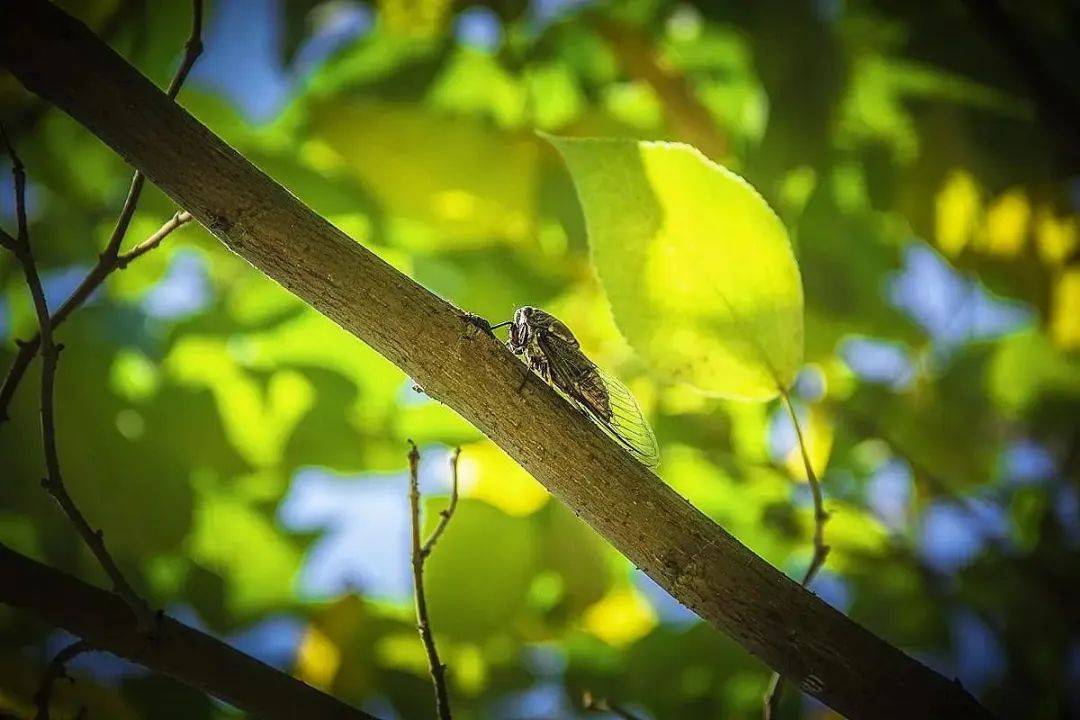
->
1, 130, 152, 628
0, 5, 995, 719
34, 639, 93, 720
582, 690, 645, 720
763, 390, 832, 718
420, 446, 461, 560
0, 542, 380, 720
408, 442, 457, 720
0, 209, 192, 421
0, 0, 202, 425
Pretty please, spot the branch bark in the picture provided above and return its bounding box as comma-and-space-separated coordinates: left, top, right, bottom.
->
0, 4, 995, 719
0, 542, 379, 720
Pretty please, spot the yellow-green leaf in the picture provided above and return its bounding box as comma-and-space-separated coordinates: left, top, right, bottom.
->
546, 135, 804, 400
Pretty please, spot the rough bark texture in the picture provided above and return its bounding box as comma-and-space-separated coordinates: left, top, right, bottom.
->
0, 543, 377, 720
0, 3, 994, 719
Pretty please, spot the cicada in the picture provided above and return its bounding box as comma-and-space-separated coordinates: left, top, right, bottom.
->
490, 306, 659, 468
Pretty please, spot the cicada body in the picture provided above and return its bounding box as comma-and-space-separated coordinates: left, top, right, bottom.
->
505, 306, 659, 468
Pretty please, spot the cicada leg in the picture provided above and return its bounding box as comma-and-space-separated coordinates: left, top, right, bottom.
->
517, 365, 532, 393
519, 353, 552, 394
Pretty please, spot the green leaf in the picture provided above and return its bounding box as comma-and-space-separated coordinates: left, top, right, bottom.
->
545, 135, 803, 400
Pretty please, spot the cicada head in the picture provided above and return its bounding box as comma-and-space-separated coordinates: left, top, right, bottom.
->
507, 306, 537, 354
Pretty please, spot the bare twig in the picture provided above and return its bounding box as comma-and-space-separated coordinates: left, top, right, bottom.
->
33, 639, 93, 720
0, 210, 193, 421
0, 0, 203, 425
583, 690, 645, 720
419, 447, 461, 559
118, 209, 193, 267
1, 132, 154, 629
0, 226, 15, 252
407, 442, 458, 720
164, 0, 204, 99
764, 389, 831, 719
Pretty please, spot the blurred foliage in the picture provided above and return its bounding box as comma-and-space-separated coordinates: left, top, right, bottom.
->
2, 1, 1080, 719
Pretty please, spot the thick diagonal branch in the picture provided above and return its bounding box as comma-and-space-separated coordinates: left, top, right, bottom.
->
0, 543, 379, 720
0, 6, 995, 719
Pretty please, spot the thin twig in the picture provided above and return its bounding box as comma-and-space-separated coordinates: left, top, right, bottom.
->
164, 0, 204, 99
763, 389, 831, 719
419, 447, 461, 559
783, 391, 829, 587
33, 639, 93, 720
582, 690, 645, 720
118, 210, 193, 267
0, 0, 203, 425
0, 210, 193, 421
1, 134, 153, 629
0, 226, 15, 252
407, 441, 458, 720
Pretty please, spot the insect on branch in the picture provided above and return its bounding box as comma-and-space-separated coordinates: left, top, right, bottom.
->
407, 442, 460, 720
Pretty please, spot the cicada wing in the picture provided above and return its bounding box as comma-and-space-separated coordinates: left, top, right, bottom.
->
591, 365, 660, 469
531, 310, 581, 347
537, 332, 659, 469
535, 331, 594, 402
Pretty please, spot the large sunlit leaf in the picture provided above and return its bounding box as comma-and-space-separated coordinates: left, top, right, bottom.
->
547, 135, 804, 400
